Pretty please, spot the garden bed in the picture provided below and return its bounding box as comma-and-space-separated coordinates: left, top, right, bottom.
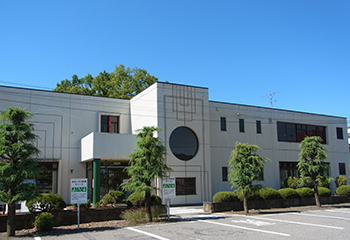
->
203, 195, 350, 213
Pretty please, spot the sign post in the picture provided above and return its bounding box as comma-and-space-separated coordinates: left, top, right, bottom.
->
71, 178, 87, 229
162, 177, 176, 220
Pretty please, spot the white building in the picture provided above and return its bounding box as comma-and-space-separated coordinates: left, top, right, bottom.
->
0, 82, 348, 206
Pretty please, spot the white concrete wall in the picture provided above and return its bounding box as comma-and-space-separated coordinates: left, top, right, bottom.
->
81, 132, 136, 161
0, 86, 131, 204
209, 101, 349, 197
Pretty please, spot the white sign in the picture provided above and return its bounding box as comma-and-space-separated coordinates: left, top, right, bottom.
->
71, 178, 88, 204
163, 177, 176, 199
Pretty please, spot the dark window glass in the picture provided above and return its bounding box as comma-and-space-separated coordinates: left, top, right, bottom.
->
337, 127, 344, 139
110, 116, 119, 133
101, 115, 109, 132
279, 162, 299, 188
277, 122, 327, 143
222, 167, 228, 181
239, 119, 245, 132
256, 120, 261, 134
220, 117, 226, 131
339, 162, 346, 175
176, 177, 196, 195
169, 127, 199, 161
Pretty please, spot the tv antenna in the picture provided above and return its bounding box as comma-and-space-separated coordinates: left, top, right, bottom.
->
263, 91, 279, 108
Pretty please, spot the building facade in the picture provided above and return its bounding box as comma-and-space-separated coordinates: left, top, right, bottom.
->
0, 82, 348, 205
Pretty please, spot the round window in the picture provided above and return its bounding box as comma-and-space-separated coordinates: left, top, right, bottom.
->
169, 126, 198, 161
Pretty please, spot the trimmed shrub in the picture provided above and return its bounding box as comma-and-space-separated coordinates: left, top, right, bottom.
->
259, 188, 281, 200
212, 191, 239, 202
296, 188, 314, 198
33, 212, 54, 231
26, 193, 66, 212
278, 188, 299, 199
237, 191, 261, 201
100, 191, 125, 206
336, 176, 348, 188
73, 199, 91, 210
284, 176, 299, 189
336, 185, 350, 196
126, 192, 162, 207
318, 187, 331, 197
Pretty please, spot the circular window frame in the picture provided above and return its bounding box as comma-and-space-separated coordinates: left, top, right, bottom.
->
169, 126, 199, 161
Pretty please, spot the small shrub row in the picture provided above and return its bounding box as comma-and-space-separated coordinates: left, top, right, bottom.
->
336, 185, 350, 196
26, 193, 66, 212
213, 186, 334, 202
95, 191, 124, 208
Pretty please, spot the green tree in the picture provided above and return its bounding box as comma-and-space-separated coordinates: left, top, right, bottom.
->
297, 136, 328, 207
0, 107, 41, 236
228, 142, 269, 214
121, 126, 171, 222
54, 64, 158, 99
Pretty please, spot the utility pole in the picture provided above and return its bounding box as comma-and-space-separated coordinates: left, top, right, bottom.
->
263, 92, 279, 108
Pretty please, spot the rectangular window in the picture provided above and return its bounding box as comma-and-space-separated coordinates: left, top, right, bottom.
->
220, 117, 227, 131
101, 115, 119, 133
339, 162, 346, 175
239, 119, 245, 132
277, 122, 327, 144
256, 120, 262, 134
337, 127, 344, 139
176, 177, 196, 195
279, 162, 299, 188
222, 167, 228, 181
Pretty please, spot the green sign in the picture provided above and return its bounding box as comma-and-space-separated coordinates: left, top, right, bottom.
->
71, 187, 87, 192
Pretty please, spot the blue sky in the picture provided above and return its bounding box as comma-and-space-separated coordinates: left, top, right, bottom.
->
1, 1, 349, 123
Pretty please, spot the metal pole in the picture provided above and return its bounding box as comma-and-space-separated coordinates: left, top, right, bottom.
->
77, 203, 80, 229
167, 200, 170, 221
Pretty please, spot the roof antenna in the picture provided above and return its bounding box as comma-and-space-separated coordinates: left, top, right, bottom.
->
263, 92, 279, 108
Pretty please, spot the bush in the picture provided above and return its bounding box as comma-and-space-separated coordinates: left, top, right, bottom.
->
237, 191, 261, 201
259, 188, 281, 200
296, 188, 314, 198
336, 185, 350, 196
26, 193, 66, 212
336, 176, 348, 188
318, 187, 331, 197
284, 176, 299, 189
278, 188, 299, 199
212, 192, 239, 202
121, 206, 166, 225
33, 212, 54, 231
100, 191, 124, 207
126, 192, 162, 207
73, 199, 91, 210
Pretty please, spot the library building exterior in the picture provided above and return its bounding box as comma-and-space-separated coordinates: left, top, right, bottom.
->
0, 82, 348, 206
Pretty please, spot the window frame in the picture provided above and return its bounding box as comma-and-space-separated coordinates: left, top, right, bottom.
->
176, 177, 196, 195
100, 114, 120, 133
339, 162, 346, 175
222, 167, 228, 181
220, 117, 227, 131
256, 120, 262, 134
239, 119, 245, 133
336, 127, 344, 139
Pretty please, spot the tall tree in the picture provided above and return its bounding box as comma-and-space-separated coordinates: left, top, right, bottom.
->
297, 136, 328, 207
122, 126, 171, 222
54, 64, 158, 99
228, 142, 269, 214
0, 107, 41, 236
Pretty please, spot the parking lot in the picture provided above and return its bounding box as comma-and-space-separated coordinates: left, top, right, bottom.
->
5, 206, 350, 240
